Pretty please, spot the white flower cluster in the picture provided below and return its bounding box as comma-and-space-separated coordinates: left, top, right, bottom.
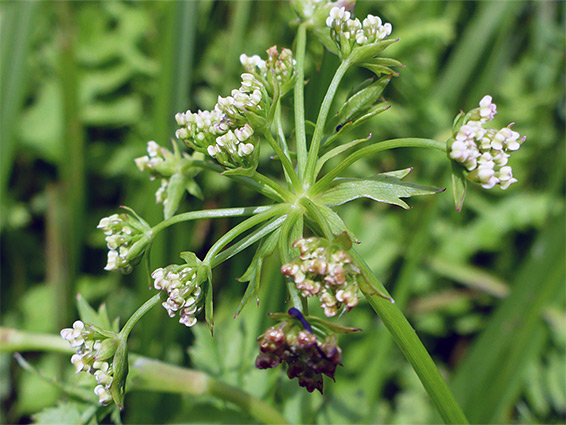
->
134, 141, 189, 208
97, 213, 149, 274
281, 237, 360, 317
152, 264, 203, 327
450, 96, 525, 190
135, 141, 170, 206
174, 73, 264, 168
61, 321, 114, 405
326, 6, 392, 47
175, 47, 295, 169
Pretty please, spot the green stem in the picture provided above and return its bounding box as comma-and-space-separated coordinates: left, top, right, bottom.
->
252, 171, 295, 203
0, 327, 288, 425
151, 205, 275, 235
188, 159, 285, 202
263, 130, 301, 191
294, 23, 308, 180
300, 198, 334, 239
350, 250, 469, 424
120, 294, 163, 338
212, 215, 287, 267
274, 103, 289, 158
203, 204, 289, 265
312, 138, 446, 195
304, 59, 351, 185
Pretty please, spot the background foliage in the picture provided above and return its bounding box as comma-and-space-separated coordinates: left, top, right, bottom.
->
1, 1, 564, 424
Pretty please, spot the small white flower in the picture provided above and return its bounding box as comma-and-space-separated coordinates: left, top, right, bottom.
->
71, 353, 88, 373
174, 112, 187, 126
94, 385, 113, 405
147, 141, 160, 157
104, 250, 119, 271
207, 145, 219, 157
479, 95, 497, 121
179, 314, 197, 327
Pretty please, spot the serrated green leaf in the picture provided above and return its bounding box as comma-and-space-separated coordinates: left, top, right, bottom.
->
450, 160, 467, 212
32, 401, 97, 425
318, 169, 443, 209
187, 324, 221, 376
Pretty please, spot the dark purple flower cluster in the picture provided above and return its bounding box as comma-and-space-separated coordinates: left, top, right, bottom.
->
254, 315, 342, 394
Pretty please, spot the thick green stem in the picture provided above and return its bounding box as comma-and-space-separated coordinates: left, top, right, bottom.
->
350, 250, 469, 425
151, 205, 275, 235
294, 23, 308, 180
312, 138, 446, 195
0, 328, 287, 425
304, 59, 351, 185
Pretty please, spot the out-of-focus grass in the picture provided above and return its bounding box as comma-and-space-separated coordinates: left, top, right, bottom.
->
1, 1, 564, 424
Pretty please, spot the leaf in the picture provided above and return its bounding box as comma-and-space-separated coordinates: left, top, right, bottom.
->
179, 251, 200, 267
221, 165, 257, 178
450, 160, 467, 212
349, 39, 400, 64
327, 75, 391, 131
317, 169, 444, 209
163, 173, 185, 219
324, 103, 390, 146
234, 228, 281, 317
308, 316, 362, 335
316, 135, 372, 176
204, 277, 214, 335
32, 401, 96, 425
316, 204, 358, 243
185, 178, 203, 200
76, 294, 112, 330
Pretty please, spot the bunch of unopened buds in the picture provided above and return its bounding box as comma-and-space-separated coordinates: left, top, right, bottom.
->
60, 321, 120, 405
255, 309, 342, 394
97, 213, 151, 274
151, 263, 204, 327
281, 237, 360, 317
449, 95, 525, 190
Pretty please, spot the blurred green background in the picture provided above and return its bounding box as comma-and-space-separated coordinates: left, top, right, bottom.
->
1, 1, 564, 424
